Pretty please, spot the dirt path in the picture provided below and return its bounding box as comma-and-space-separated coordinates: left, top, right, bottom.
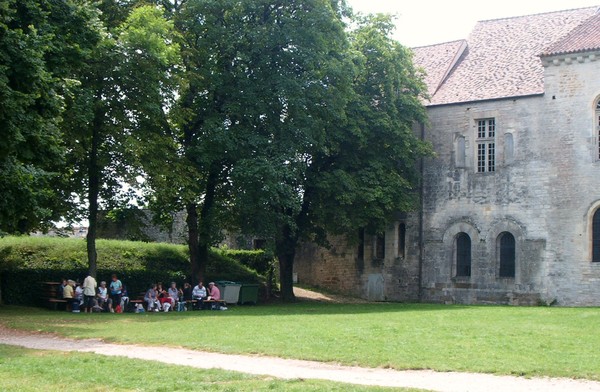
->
293, 286, 369, 303
1, 326, 599, 392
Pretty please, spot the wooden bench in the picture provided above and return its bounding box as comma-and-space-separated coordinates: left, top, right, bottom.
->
46, 298, 68, 311
41, 282, 68, 311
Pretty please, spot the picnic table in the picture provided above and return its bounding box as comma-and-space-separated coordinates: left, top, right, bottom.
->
41, 282, 67, 310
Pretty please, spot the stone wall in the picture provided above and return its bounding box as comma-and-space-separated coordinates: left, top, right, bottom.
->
294, 52, 600, 306
539, 51, 600, 305
97, 210, 188, 244
294, 212, 421, 301
421, 51, 600, 306
97, 209, 263, 250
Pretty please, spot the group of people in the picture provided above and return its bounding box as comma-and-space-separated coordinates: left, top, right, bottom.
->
58, 275, 226, 313
144, 281, 224, 312
59, 274, 127, 313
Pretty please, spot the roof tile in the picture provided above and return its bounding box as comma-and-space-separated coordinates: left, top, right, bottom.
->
543, 12, 600, 56
412, 40, 467, 98
413, 7, 598, 106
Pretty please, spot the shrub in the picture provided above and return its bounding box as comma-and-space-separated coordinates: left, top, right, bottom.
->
217, 249, 275, 277
0, 236, 264, 306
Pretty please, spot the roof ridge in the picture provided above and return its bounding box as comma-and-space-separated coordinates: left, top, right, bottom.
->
411, 5, 598, 106
476, 5, 598, 24
431, 42, 468, 98
411, 39, 466, 50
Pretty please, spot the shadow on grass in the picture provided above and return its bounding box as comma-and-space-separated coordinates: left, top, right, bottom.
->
0, 302, 488, 323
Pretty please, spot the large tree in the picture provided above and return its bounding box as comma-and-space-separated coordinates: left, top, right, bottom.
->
139, 0, 352, 283
0, 0, 100, 233
231, 14, 431, 301
62, 2, 178, 276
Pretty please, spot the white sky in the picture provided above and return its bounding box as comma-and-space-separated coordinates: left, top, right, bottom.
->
347, 0, 600, 47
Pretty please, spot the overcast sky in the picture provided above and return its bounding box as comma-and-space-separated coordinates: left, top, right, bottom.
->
347, 0, 600, 47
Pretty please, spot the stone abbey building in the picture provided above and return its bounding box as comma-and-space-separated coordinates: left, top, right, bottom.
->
294, 6, 600, 306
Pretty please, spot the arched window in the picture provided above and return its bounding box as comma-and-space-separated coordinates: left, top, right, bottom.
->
455, 233, 471, 277
498, 232, 516, 277
593, 210, 600, 262
397, 223, 406, 258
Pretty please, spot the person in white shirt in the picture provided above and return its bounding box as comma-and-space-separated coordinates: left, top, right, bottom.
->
73, 282, 84, 313
97, 281, 112, 312
82, 274, 97, 314
192, 281, 207, 310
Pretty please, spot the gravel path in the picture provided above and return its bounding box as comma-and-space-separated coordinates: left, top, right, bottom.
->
1, 326, 600, 392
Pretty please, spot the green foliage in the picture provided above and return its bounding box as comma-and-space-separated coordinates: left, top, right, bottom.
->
307, 14, 432, 235
0, 0, 100, 233
61, 2, 179, 205
0, 236, 263, 306
225, 11, 432, 299
218, 249, 275, 277
57, 2, 180, 276
1, 0, 432, 303
3, 304, 600, 381
138, 0, 357, 281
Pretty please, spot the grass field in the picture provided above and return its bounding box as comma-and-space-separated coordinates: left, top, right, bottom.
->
0, 344, 408, 392
1, 303, 599, 380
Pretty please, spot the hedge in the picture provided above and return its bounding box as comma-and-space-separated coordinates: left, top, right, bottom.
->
0, 236, 265, 306
216, 248, 275, 277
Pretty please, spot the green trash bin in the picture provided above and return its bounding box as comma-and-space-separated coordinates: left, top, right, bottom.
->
238, 283, 259, 305
215, 281, 241, 304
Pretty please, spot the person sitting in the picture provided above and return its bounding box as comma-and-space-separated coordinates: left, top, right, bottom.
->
144, 284, 160, 312
57, 278, 67, 299
207, 282, 220, 301
192, 281, 207, 310
120, 284, 130, 310
182, 282, 193, 301
63, 279, 75, 311
167, 282, 180, 311
157, 282, 172, 312
97, 281, 113, 312
73, 281, 83, 313
180, 283, 192, 311
207, 282, 226, 310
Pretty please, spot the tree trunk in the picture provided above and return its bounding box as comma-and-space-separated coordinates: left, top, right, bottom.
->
186, 203, 201, 283
276, 224, 297, 302
197, 165, 219, 282
86, 107, 101, 278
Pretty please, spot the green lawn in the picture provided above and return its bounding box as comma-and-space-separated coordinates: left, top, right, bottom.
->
1, 303, 599, 380
0, 345, 408, 392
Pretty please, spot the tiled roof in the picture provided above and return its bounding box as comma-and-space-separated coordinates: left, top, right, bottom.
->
543, 12, 600, 56
412, 40, 467, 98
413, 7, 598, 106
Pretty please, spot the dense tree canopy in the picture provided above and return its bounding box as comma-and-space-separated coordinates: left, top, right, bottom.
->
61, 2, 179, 276
229, 13, 431, 300
1, 1, 430, 293
139, 0, 354, 283
0, 0, 99, 233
